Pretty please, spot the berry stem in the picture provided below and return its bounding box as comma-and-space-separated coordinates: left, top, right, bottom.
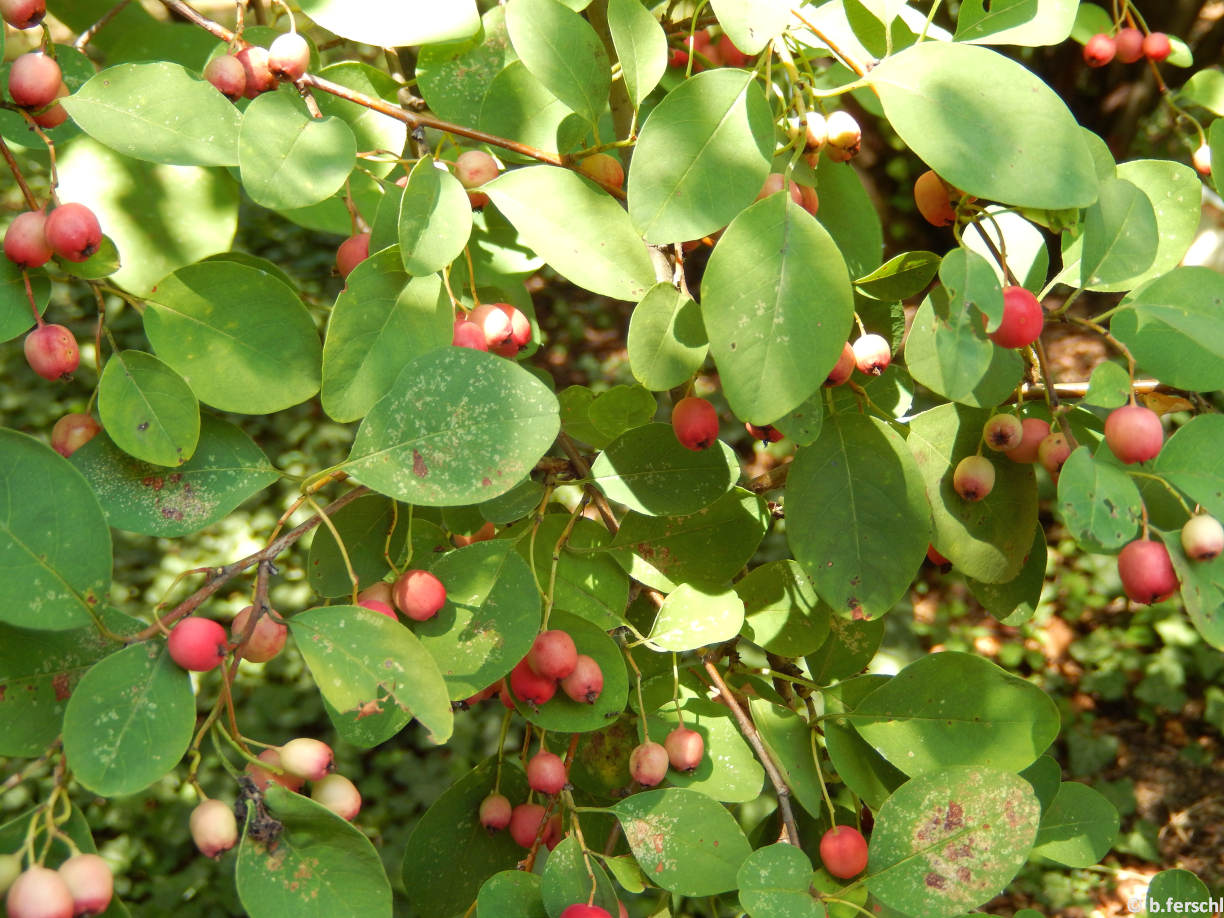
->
0, 135, 39, 210
73, 0, 132, 50
21, 270, 44, 327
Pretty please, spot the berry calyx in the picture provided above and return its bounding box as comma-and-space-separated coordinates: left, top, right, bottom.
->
8, 51, 62, 109
336, 232, 370, 278
268, 31, 310, 81
664, 726, 704, 772
629, 741, 669, 787
1114, 27, 1145, 63
279, 737, 335, 781
230, 605, 288, 663
236, 46, 277, 97
952, 455, 995, 502
4, 209, 53, 268
392, 569, 447, 621
190, 799, 238, 858
167, 617, 228, 672
5, 866, 74, 918
1037, 432, 1072, 478
526, 750, 568, 795
0, 0, 46, 29
1117, 538, 1179, 604
825, 342, 856, 386
478, 792, 512, 831
559, 906, 613, 918
528, 629, 578, 680
311, 773, 362, 821
1143, 32, 1172, 62
987, 286, 1044, 349
1181, 514, 1224, 561
44, 203, 103, 263
1003, 417, 1050, 464
1083, 33, 1115, 67
983, 413, 1023, 451
560, 654, 603, 704
245, 747, 305, 792
57, 853, 113, 917
1104, 403, 1163, 464
671, 396, 719, 451
204, 54, 247, 100
914, 170, 957, 227
578, 153, 625, 189
820, 825, 869, 878
852, 333, 891, 376
508, 657, 557, 708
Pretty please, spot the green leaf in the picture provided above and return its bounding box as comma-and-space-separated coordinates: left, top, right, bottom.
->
954, 0, 1078, 46
962, 207, 1050, 291
592, 423, 739, 516
607, 0, 668, 106
905, 293, 1024, 409
1179, 68, 1224, 116
505, 0, 610, 125
541, 835, 621, 917
97, 350, 200, 467
737, 560, 831, 656
1083, 361, 1132, 409
1031, 782, 1119, 867
398, 156, 473, 275
806, 616, 884, 685
298, 0, 479, 47
515, 515, 629, 630
62, 642, 194, 795
648, 699, 764, 803
866, 767, 1041, 918
852, 652, 1060, 776
1147, 869, 1216, 914
709, 0, 791, 54
647, 583, 744, 651
62, 62, 241, 166
612, 788, 752, 896
0, 257, 50, 342
1069, 2, 1111, 42
238, 90, 357, 211
738, 843, 823, 918
1163, 525, 1224, 650
939, 246, 1002, 326
478, 61, 588, 161
306, 494, 410, 598
417, 7, 515, 127
1155, 414, 1224, 520
629, 69, 774, 243
0, 430, 112, 631
823, 675, 908, 810
588, 385, 657, 441
1111, 267, 1224, 391
345, 348, 560, 506
701, 194, 854, 424
477, 872, 547, 918
289, 605, 453, 746
486, 166, 654, 301
1021, 755, 1063, 812
906, 403, 1039, 583
627, 283, 708, 391
1073, 176, 1159, 288
321, 250, 451, 423
144, 260, 321, 414
856, 251, 940, 301
313, 62, 407, 181
1056, 447, 1142, 551
815, 154, 884, 279
964, 524, 1047, 624
751, 698, 828, 818
236, 785, 392, 918
868, 42, 1097, 209
68, 415, 278, 537
786, 413, 930, 618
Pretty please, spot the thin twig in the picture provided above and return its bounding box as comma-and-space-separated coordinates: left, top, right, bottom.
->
0, 134, 40, 209
73, 0, 131, 50
558, 433, 620, 534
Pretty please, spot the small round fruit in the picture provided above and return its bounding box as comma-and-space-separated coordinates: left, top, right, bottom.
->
559, 906, 613, 918
44, 204, 102, 263
455, 150, 499, 189
452, 520, 496, 547
24, 324, 80, 381
526, 750, 568, 795
508, 802, 549, 849
1193, 143, 1212, 178
452, 319, 488, 351
825, 110, 861, 155
804, 111, 827, 152
467, 303, 513, 349
629, 741, 669, 787
671, 396, 719, 451
167, 617, 228, 672
490, 303, 531, 357
1117, 539, 1179, 604
8, 52, 62, 108
245, 747, 305, 792
236, 46, 277, 97
1143, 31, 1172, 62
392, 569, 447, 622
745, 422, 784, 443
664, 726, 704, 772
57, 853, 113, 916
268, 31, 310, 81
357, 580, 392, 606
204, 54, 247, 100
914, 170, 957, 227
825, 342, 856, 386
716, 33, 747, 67
1037, 432, 1072, 477
230, 605, 288, 663
952, 455, 995, 502
509, 657, 557, 708
32, 83, 69, 129
1083, 33, 1115, 67
1004, 417, 1050, 464
578, 153, 624, 189
190, 799, 239, 858
926, 544, 950, 568
5, 866, 74, 918
820, 825, 869, 879
1104, 403, 1163, 464
560, 654, 603, 704
0, 0, 46, 29
358, 598, 397, 619
757, 173, 803, 206
1115, 27, 1145, 63
311, 773, 362, 821
1181, 515, 1224, 562
336, 232, 370, 278
987, 286, 1044, 349
798, 184, 820, 217
528, 630, 578, 680
983, 413, 1023, 451
852, 333, 891, 376
279, 737, 334, 782
479, 792, 512, 831
4, 210, 53, 268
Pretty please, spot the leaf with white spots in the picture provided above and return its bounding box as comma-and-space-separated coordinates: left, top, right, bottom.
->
61, 641, 195, 796
0, 429, 113, 631
647, 583, 745, 652
344, 348, 560, 507
737, 843, 824, 918
289, 605, 453, 747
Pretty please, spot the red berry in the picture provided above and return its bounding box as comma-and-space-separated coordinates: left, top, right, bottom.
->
0, 0, 46, 29
757, 173, 803, 206
467, 303, 513, 348
230, 605, 287, 663
358, 598, 397, 619
336, 232, 370, 278
236, 46, 277, 97
1037, 432, 1072, 478
528, 629, 578, 680
204, 54, 247, 101
452, 319, 489, 351
1115, 27, 1144, 63
5, 866, 74, 918
987, 286, 1044, 349
356, 581, 392, 605
1004, 417, 1050, 464
716, 33, 748, 68
1117, 539, 1179, 604
508, 802, 549, 848
825, 342, 856, 386
1143, 32, 1171, 62
245, 747, 305, 792
509, 657, 556, 708
455, 150, 499, 189
4, 210, 53, 268
57, 853, 113, 917
952, 455, 995, 502
664, 726, 704, 772
44, 203, 103, 263
1083, 33, 1115, 67
578, 153, 625, 189
560, 654, 603, 704
1193, 143, 1212, 178
914, 170, 956, 227
489, 303, 531, 357
478, 792, 512, 831
311, 773, 362, 821
745, 422, 784, 443
8, 51, 62, 108
629, 741, 669, 787
190, 799, 238, 858
926, 544, 950, 568
392, 569, 447, 621
1181, 515, 1224, 561
820, 825, 869, 878
671, 396, 719, 450
526, 750, 568, 795
32, 83, 69, 129
452, 520, 496, 547
852, 333, 891, 376
268, 32, 310, 81
1104, 404, 1163, 464
24, 324, 80, 381
51, 413, 102, 458
559, 906, 613, 918
279, 737, 334, 781
167, 617, 228, 672
983, 413, 1023, 451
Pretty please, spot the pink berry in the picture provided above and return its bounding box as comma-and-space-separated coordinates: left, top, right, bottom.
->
167, 617, 228, 672
190, 799, 238, 858
358, 598, 397, 619
311, 773, 362, 821
527, 750, 568, 795
528, 630, 578, 680
852, 333, 891, 376
267, 32, 310, 81
0, 0, 46, 29
745, 422, 784, 443
57, 853, 113, 917
560, 654, 603, 704
1115, 27, 1144, 63
204, 54, 247, 100
664, 726, 704, 772
1104, 403, 1163, 464
986, 286, 1044, 349
1004, 418, 1050, 464
1037, 432, 1072, 478
983, 413, 1023, 451
825, 111, 861, 157
952, 455, 995, 502
4, 209, 53, 268
1143, 32, 1171, 62
8, 51, 62, 108
236, 46, 277, 97
336, 232, 370, 278
1083, 33, 1115, 67
5, 866, 74, 918
392, 569, 447, 622
671, 397, 719, 451
490, 303, 531, 357
51, 413, 102, 458
278, 737, 334, 781
559, 906, 613, 918
756, 173, 803, 206
508, 802, 549, 849
478, 792, 512, 831
44, 203, 103, 263
245, 747, 305, 793
32, 83, 69, 129
1181, 514, 1224, 561
454, 150, 499, 189
508, 657, 556, 708
452, 319, 488, 350
825, 342, 856, 386
451, 521, 496, 547
577, 153, 624, 189
467, 303, 513, 349
1193, 143, 1212, 178
230, 605, 288, 663
820, 825, 868, 878
629, 741, 669, 787
1117, 539, 1179, 604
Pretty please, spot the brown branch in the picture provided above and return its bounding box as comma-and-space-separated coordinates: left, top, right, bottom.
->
558, 432, 620, 534
74, 0, 131, 50
0, 134, 40, 210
